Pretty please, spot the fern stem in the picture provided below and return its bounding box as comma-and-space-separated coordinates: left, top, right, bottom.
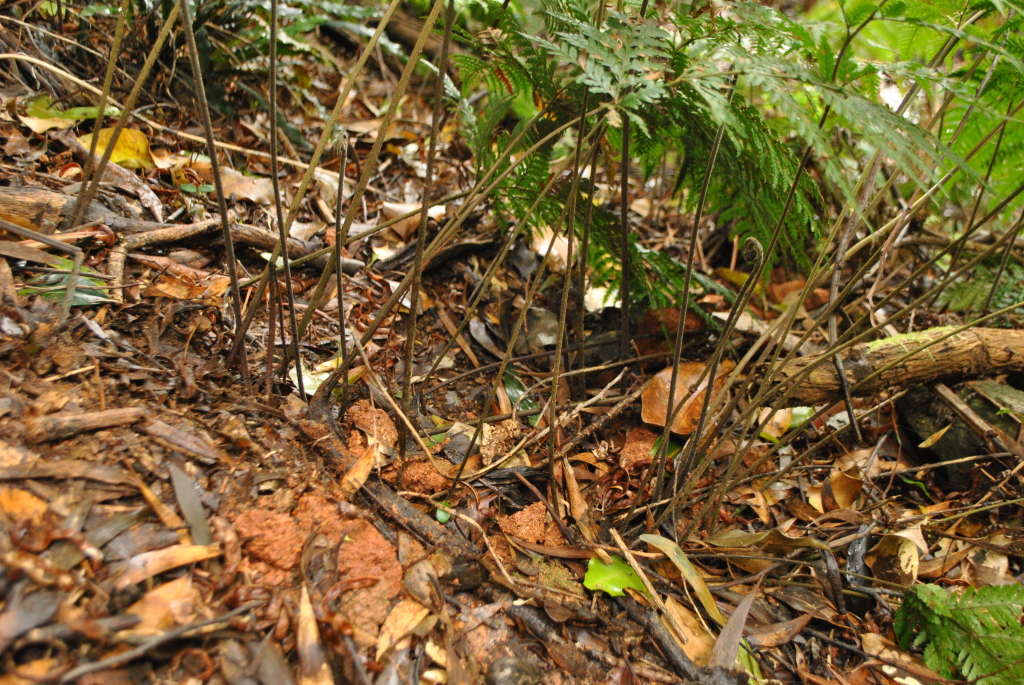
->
67, 0, 129, 230
619, 115, 632, 360
687, 7, 998, 502
617, 0, 653, 360
721, 200, 1024, 494
227, 0, 404, 369
548, 93, 593, 465
412, 109, 606, 389
268, 0, 304, 399
178, 0, 252, 392
621, 78, 737, 532
657, 238, 767, 538
297, 0, 445, 344
441, 125, 607, 500
62, 2, 178, 233
982, 202, 1024, 313
310, 107, 602, 410
398, 0, 456, 477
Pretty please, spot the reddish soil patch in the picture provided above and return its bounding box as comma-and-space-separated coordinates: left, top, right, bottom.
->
334, 518, 403, 646
233, 508, 304, 571
382, 459, 452, 494
294, 491, 348, 543
498, 501, 547, 544
347, 399, 398, 448
620, 426, 658, 469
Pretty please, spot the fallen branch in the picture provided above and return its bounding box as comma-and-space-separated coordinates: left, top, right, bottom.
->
779, 326, 1024, 404
25, 407, 146, 443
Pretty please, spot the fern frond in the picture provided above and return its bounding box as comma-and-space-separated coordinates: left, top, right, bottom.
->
895, 583, 1024, 685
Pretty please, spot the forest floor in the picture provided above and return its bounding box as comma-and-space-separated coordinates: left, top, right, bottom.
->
0, 6, 1022, 685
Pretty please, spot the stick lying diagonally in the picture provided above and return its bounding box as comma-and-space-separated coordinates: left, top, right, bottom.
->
776, 326, 1024, 404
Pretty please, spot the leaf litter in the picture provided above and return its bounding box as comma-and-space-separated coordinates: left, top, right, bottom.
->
0, 4, 1022, 685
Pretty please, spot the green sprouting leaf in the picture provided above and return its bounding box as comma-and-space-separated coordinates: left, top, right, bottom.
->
790, 406, 815, 428
503, 371, 540, 426
901, 477, 931, 500
25, 96, 118, 121
80, 4, 120, 17
62, 105, 120, 119
583, 555, 648, 597
36, 0, 59, 17
18, 257, 111, 307
288, 361, 325, 398
436, 502, 452, 523
649, 432, 684, 460
640, 534, 724, 623
177, 179, 214, 195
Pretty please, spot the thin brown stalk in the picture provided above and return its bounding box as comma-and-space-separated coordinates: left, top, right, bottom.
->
227, 0, 404, 367
69, 0, 129, 228
178, 0, 251, 391
398, 0, 456, 476
268, 0, 304, 398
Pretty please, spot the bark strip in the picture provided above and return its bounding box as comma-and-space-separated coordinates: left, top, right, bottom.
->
779, 327, 1024, 404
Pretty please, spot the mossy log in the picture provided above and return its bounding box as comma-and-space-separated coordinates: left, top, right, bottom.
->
778, 327, 1024, 404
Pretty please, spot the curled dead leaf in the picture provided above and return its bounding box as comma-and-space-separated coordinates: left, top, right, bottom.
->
641, 360, 734, 435
864, 534, 918, 587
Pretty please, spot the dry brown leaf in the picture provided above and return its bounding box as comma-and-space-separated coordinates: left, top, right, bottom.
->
341, 445, 377, 497
963, 556, 1019, 587
727, 485, 771, 525
0, 658, 57, 685
917, 548, 968, 579
0, 487, 47, 520
124, 575, 200, 636
379, 201, 446, 241
864, 534, 918, 586
19, 111, 76, 133
217, 168, 275, 205
376, 598, 431, 658
298, 586, 335, 685
861, 633, 944, 685
758, 407, 792, 442
142, 273, 207, 300
115, 544, 221, 590
918, 423, 953, 449
662, 597, 715, 665
641, 360, 735, 435
634, 307, 705, 357
0, 212, 43, 233
826, 469, 864, 510
77, 128, 155, 170
744, 614, 812, 648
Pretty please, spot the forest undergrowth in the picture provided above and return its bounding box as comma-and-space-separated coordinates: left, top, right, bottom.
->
0, 0, 1022, 683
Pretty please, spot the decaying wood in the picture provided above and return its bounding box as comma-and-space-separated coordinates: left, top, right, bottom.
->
779, 327, 1024, 404
931, 381, 1024, 459
141, 419, 230, 465
0, 186, 363, 271
0, 185, 180, 235
362, 480, 481, 559
25, 406, 146, 442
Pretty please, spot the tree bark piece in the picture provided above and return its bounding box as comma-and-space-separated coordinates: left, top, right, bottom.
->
25, 407, 146, 442
779, 327, 1024, 404
931, 381, 1024, 459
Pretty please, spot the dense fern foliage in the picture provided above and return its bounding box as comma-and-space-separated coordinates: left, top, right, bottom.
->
451, 0, 1024, 308
895, 583, 1024, 685
937, 259, 1024, 313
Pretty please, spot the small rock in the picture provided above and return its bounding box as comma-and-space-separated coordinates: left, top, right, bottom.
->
486, 656, 543, 685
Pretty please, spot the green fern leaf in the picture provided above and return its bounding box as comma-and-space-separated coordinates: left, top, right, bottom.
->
895, 583, 1024, 685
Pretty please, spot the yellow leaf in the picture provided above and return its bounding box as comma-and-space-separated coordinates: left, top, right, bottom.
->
918, 423, 952, 449
77, 128, 155, 170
